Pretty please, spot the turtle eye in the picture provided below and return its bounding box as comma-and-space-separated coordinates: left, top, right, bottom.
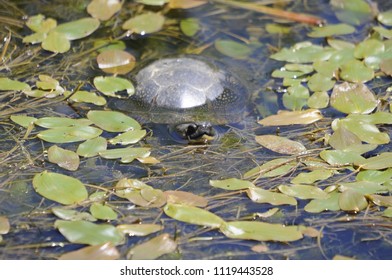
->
186, 124, 198, 137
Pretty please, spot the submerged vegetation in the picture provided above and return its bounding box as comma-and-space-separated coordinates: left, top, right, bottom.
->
0, 0, 392, 259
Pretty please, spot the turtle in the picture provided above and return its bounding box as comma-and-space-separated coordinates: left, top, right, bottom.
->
110, 55, 249, 142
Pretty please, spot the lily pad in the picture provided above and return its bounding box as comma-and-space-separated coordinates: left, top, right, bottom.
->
255, 135, 306, 155
283, 84, 309, 110
330, 82, 377, 114
369, 195, 392, 207
99, 147, 151, 163
41, 31, 70, 53
32, 171, 88, 205
140, 188, 166, 208
308, 73, 335, 92
26, 14, 57, 33
308, 23, 356, 38
209, 178, 255, 191
10, 115, 37, 128
108, 129, 146, 145
168, 0, 207, 9
258, 109, 323, 126
87, 0, 122, 21
320, 150, 365, 166
164, 191, 208, 207
246, 187, 297, 206
291, 169, 335, 184
180, 18, 199, 37
117, 224, 163, 236
35, 117, 92, 128
278, 184, 329, 200
77, 137, 107, 157
0, 78, 31, 91
271, 42, 331, 63
163, 203, 225, 228
52, 207, 97, 222
304, 192, 341, 213
38, 126, 102, 143
69, 90, 107, 106
48, 145, 80, 171
0, 216, 10, 235
382, 207, 392, 218
377, 10, 392, 26
53, 17, 100, 40
93, 76, 135, 98
55, 220, 124, 245
122, 12, 165, 34
307, 91, 329, 109
339, 189, 368, 212
90, 203, 118, 220
87, 110, 141, 132
59, 242, 120, 260
356, 169, 392, 184
244, 158, 297, 179
214, 39, 251, 59
127, 234, 177, 260
96, 50, 136, 75
356, 152, 392, 170
354, 39, 385, 59
338, 181, 389, 195
340, 60, 374, 83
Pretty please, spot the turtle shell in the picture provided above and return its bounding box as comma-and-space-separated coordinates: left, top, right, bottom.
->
113, 55, 248, 124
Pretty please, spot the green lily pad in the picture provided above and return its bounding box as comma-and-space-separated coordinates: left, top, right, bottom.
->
26, 14, 57, 33
356, 168, 392, 184
308, 23, 356, 38
87, 110, 141, 132
258, 109, 323, 126
383, 207, 392, 217
214, 39, 251, 59
37, 126, 102, 143
127, 234, 176, 260
356, 152, 392, 170
378, 10, 392, 26
48, 145, 80, 171
284, 64, 314, 74
340, 60, 374, 83
291, 169, 335, 184
338, 181, 390, 195
332, 0, 373, 25
246, 187, 297, 206
209, 178, 255, 191
117, 224, 163, 236
304, 192, 341, 213
136, 0, 169, 5
93, 76, 135, 98
140, 187, 166, 208
99, 147, 151, 163
52, 207, 97, 222
10, 115, 37, 128
90, 203, 118, 220
255, 135, 306, 155
0, 78, 31, 91
271, 42, 331, 63
35, 117, 92, 128
108, 129, 146, 145
55, 220, 124, 245
23, 32, 47, 44
265, 23, 291, 34
339, 189, 368, 212
278, 184, 329, 200
122, 12, 165, 34
369, 194, 392, 207
271, 69, 305, 79
69, 90, 107, 106
313, 60, 339, 77
33, 171, 88, 205
87, 0, 122, 21
164, 190, 208, 207
163, 203, 225, 228
283, 84, 309, 110
320, 150, 365, 166
330, 82, 377, 114
307, 91, 330, 109
220, 221, 304, 242
327, 39, 355, 50
244, 158, 297, 179
77, 137, 107, 157
59, 242, 120, 260
180, 18, 199, 37
328, 125, 361, 150
354, 39, 385, 59
308, 73, 335, 92
53, 17, 100, 40
41, 31, 70, 53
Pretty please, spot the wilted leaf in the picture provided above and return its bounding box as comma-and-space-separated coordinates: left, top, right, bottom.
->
122, 12, 165, 34
87, 0, 122, 21
367, 194, 392, 207
339, 189, 368, 212
96, 50, 136, 74
255, 135, 306, 155
164, 190, 208, 207
127, 234, 177, 260
87, 110, 141, 132
258, 109, 323, 126
59, 242, 120, 260
140, 188, 166, 208
38, 126, 102, 143
33, 171, 88, 205
55, 220, 124, 245
247, 187, 297, 206
209, 178, 255, 190
47, 145, 80, 171
163, 203, 225, 228
0, 216, 10, 234
117, 224, 162, 236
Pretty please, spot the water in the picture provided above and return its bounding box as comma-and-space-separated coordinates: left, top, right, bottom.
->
1, 0, 392, 259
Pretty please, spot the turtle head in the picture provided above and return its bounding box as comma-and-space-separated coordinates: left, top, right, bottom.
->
171, 122, 215, 143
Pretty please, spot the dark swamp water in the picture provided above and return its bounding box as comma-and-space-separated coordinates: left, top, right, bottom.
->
1, 0, 392, 260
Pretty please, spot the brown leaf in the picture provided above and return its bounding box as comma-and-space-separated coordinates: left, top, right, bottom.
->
58, 242, 120, 260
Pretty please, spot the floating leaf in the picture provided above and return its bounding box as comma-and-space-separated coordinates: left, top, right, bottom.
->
96, 50, 136, 75
247, 187, 297, 206
382, 207, 392, 218
87, 110, 141, 132
52, 207, 97, 222
122, 12, 165, 34
338, 181, 389, 195
220, 221, 304, 242
99, 147, 151, 163
356, 169, 392, 184
53, 17, 100, 40
10, 115, 37, 128
32, 171, 88, 205
330, 82, 377, 114
0, 78, 31, 91
117, 224, 162, 236
108, 129, 146, 145
328, 125, 361, 150
214, 39, 251, 59
291, 169, 335, 184
307, 91, 329, 109
48, 145, 80, 171
258, 109, 323, 126
87, 0, 122, 21
127, 234, 176, 260
35, 117, 92, 128
320, 150, 365, 166
283, 84, 309, 110
209, 178, 255, 191
308, 23, 355, 37
265, 23, 291, 34
339, 189, 368, 212
59, 242, 120, 260
356, 152, 392, 170
22, 32, 47, 44
26, 14, 57, 33
164, 190, 208, 207
38, 126, 102, 143
271, 42, 331, 63
90, 203, 118, 220
244, 158, 297, 179
168, 0, 207, 9
77, 137, 107, 157
180, 18, 199, 37
136, 0, 169, 5
41, 31, 70, 53
140, 188, 166, 208
255, 135, 306, 155
163, 203, 225, 228
308, 73, 335, 92
327, 38, 355, 50
354, 39, 385, 59
304, 192, 341, 213
69, 90, 107, 106
340, 60, 374, 83
381, 58, 392, 76
378, 10, 392, 26
332, 0, 373, 25
278, 184, 329, 200
0, 216, 10, 235
55, 220, 124, 245
93, 76, 135, 98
